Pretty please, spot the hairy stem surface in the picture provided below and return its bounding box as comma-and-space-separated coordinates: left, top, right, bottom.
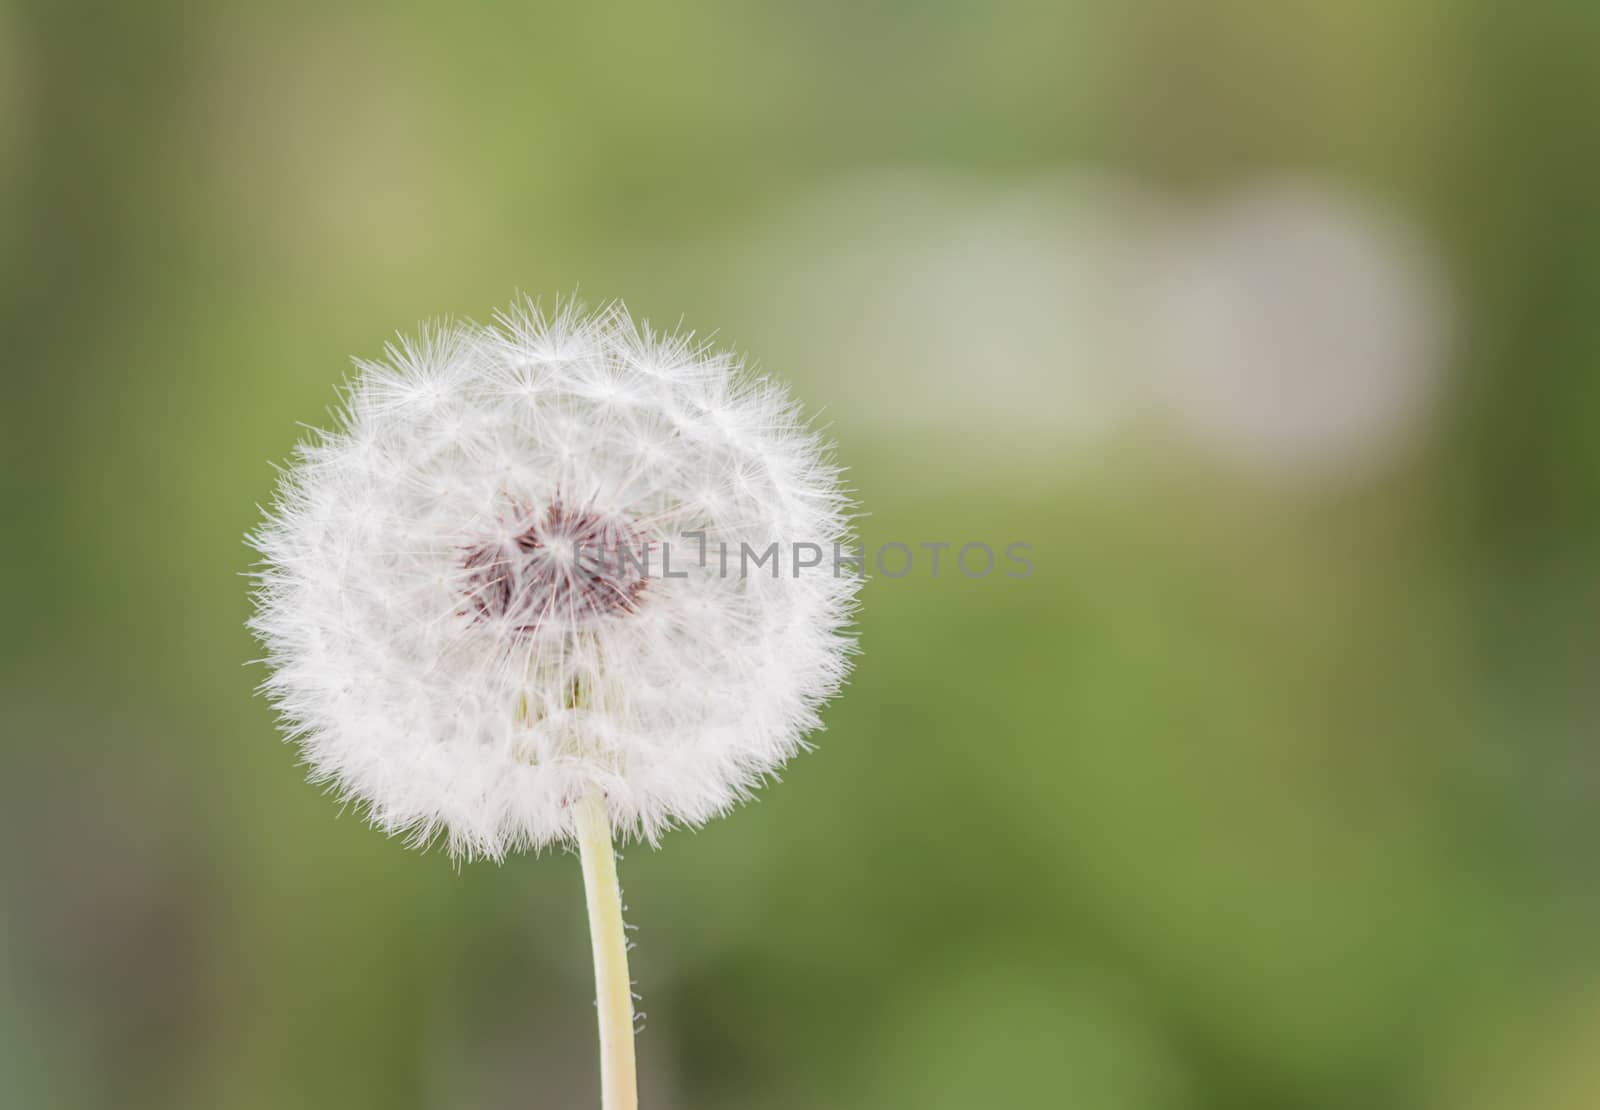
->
575, 788, 638, 1110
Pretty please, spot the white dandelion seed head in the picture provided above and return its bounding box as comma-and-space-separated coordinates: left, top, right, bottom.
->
249, 300, 859, 860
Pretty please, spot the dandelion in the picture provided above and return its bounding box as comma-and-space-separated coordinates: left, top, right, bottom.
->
248, 299, 859, 1109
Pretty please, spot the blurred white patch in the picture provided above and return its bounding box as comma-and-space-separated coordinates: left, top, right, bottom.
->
722, 171, 1451, 489
722, 171, 1159, 472
1142, 180, 1449, 483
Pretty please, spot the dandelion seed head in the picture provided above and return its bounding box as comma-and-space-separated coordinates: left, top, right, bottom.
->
249, 300, 859, 859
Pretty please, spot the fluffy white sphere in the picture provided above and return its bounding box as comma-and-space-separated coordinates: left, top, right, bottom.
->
250, 301, 859, 859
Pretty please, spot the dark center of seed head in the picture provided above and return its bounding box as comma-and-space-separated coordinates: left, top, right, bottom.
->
460, 500, 648, 636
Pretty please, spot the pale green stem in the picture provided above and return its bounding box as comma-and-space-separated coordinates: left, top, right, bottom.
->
575, 787, 639, 1110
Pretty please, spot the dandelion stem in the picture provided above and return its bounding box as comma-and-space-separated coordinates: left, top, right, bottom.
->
575, 787, 638, 1110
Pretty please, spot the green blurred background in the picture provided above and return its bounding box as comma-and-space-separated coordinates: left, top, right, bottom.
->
5, 2, 1600, 1107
